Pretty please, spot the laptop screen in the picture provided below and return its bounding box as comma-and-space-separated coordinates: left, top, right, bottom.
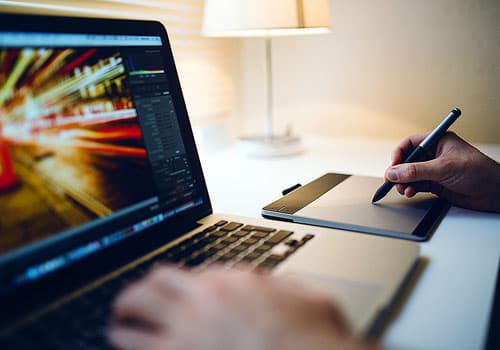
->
0, 24, 209, 291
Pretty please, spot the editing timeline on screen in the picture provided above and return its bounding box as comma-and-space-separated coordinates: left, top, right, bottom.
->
126, 50, 198, 209
0, 33, 202, 267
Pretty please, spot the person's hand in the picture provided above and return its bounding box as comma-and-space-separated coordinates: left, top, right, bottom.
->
107, 266, 374, 350
385, 131, 500, 212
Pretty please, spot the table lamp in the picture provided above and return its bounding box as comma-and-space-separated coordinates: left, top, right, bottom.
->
203, 0, 330, 156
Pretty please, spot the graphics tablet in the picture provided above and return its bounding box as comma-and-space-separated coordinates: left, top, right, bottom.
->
262, 173, 449, 241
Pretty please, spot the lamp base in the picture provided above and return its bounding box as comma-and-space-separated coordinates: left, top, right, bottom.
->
237, 134, 303, 157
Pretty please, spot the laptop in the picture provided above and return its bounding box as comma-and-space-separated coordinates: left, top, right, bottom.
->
0, 13, 419, 348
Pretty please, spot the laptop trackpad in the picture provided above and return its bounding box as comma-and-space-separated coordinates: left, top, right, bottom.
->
282, 270, 385, 334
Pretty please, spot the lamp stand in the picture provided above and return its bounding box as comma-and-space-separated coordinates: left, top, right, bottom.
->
238, 37, 303, 157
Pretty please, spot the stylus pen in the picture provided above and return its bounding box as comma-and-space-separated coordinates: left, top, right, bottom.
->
371, 107, 462, 203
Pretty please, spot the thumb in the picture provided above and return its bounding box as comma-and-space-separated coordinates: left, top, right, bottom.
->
385, 159, 447, 184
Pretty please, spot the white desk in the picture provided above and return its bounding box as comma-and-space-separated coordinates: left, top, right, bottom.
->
198, 135, 500, 350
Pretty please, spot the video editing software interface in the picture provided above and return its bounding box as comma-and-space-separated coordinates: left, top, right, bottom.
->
0, 32, 203, 290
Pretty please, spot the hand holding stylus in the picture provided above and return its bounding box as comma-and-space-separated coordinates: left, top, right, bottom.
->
372, 108, 461, 203
380, 131, 500, 213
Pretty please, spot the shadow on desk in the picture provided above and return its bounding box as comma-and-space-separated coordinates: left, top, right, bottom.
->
371, 257, 429, 339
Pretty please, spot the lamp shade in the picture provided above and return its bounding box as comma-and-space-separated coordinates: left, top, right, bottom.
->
203, 0, 330, 37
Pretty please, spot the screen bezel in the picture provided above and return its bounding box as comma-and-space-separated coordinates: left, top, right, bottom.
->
0, 13, 213, 316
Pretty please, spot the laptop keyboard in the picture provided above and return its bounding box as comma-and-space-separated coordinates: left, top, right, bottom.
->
0, 221, 314, 349
164, 220, 314, 269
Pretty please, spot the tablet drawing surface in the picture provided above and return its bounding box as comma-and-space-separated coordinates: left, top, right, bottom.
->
262, 174, 449, 241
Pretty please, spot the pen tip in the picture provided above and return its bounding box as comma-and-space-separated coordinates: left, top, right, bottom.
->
372, 189, 385, 203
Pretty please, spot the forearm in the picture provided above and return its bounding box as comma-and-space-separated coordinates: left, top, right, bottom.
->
476, 150, 500, 213
487, 159, 500, 213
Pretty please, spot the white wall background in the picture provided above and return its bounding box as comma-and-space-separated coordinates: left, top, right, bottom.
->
236, 0, 500, 144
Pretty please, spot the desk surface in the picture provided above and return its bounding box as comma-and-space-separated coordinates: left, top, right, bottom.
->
198, 135, 500, 350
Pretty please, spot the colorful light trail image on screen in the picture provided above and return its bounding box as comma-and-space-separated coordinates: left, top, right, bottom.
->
0, 47, 156, 255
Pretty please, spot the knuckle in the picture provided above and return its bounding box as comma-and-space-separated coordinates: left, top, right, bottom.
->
406, 163, 418, 180
149, 267, 165, 279
148, 266, 171, 283
391, 149, 397, 159
392, 149, 402, 162
203, 272, 230, 291
114, 284, 140, 306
